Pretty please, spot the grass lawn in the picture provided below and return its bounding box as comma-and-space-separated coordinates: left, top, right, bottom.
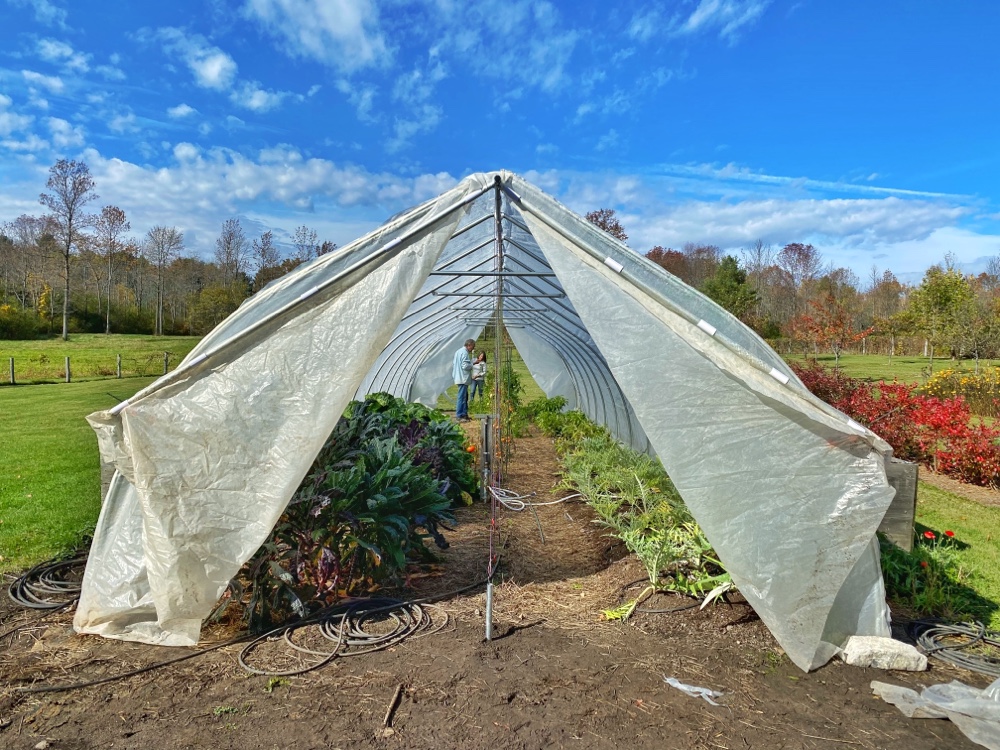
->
0, 333, 200, 384
785, 353, 1000, 385
0, 376, 159, 573
915, 482, 1000, 629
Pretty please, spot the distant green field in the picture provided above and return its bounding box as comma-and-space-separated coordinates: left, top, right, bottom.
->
0, 376, 159, 572
786, 353, 1000, 385
0, 334, 200, 384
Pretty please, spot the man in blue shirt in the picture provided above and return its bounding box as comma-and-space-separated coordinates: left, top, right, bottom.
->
453, 338, 476, 421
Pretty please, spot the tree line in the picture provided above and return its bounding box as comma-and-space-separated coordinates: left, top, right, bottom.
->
2, 162, 997, 369
585, 209, 1000, 371
0, 159, 335, 340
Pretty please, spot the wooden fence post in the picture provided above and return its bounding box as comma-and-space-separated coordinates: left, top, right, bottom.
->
117, 354, 122, 379
163, 351, 169, 375
9, 357, 14, 385
65, 356, 71, 383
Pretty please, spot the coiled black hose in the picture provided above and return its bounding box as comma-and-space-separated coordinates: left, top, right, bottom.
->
238, 596, 450, 677
911, 620, 1000, 678
7, 555, 86, 609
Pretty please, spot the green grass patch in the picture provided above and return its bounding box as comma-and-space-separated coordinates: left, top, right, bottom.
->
784, 354, 1000, 386
912, 481, 1000, 629
0, 376, 159, 573
0, 333, 200, 384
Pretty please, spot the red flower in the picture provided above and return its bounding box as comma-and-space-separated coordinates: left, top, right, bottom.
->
920, 561, 929, 568
923, 530, 936, 539
944, 530, 955, 537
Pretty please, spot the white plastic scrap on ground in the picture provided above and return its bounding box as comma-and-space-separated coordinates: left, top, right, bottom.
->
664, 676, 726, 706
872, 677, 1000, 750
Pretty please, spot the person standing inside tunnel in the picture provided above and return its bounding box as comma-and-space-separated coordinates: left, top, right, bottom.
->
470, 351, 487, 403
453, 338, 476, 421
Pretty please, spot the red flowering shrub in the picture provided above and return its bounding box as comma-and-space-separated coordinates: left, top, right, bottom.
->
791, 361, 1000, 487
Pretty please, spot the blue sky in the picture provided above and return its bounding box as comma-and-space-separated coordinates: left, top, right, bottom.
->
1, 0, 998, 281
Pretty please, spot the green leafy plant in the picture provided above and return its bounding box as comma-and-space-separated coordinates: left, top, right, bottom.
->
243, 393, 475, 631
555, 428, 732, 617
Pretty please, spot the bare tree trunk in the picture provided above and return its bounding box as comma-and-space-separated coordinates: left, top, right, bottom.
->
62, 248, 70, 340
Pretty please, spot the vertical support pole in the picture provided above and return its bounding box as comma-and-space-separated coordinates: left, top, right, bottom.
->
9, 357, 14, 385
163, 351, 169, 375
485, 175, 504, 642
65, 356, 71, 383
117, 353, 122, 378
485, 582, 494, 641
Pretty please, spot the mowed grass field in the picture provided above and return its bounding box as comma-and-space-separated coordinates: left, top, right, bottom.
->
0, 376, 159, 571
0, 333, 200, 384
786, 353, 1000, 385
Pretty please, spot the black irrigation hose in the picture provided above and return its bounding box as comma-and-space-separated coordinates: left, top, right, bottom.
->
7, 556, 87, 610
15, 578, 488, 693
910, 620, 1000, 678
14, 634, 254, 695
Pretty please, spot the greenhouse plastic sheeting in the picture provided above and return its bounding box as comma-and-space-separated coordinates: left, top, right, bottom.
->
515, 177, 893, 670
76, 170, 895, 671
75, 183, 475, 645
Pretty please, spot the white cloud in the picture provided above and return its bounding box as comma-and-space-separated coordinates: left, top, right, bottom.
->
69, 144, 458, 257
230, 81, 289, 112
386, 103, 442, 153
108, 111, 138, 133
167, 103, 197, 118
677, 0, 771, 43
95, 64, 126, 81
596, 129, 621, 152
36, 38, 90, 72
46, 116, 85, 148
157, 28, 238, 90
0, 95, 34, 135
628, 197, 968, 252
628, 6, 667, 42
1, 132, 49, 152
21, 69, 65, 93
7, 0, 67, 28
655, 161, 965, 200
244, 0, 390, 72
336, 79, 377, 121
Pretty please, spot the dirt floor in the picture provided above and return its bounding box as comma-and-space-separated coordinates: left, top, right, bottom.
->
0, 427, 993, 750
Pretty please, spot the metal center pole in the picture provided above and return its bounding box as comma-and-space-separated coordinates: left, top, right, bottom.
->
486, 175, 504, 641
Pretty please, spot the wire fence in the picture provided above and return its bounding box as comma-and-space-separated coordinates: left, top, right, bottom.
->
4, 352, 178, 384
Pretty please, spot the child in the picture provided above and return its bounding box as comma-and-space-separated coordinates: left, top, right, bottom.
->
470, 352, 487, 401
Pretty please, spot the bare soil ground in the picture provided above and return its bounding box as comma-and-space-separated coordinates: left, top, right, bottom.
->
0, 427, 990, 750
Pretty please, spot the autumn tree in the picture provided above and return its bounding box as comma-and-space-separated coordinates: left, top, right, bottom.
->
143, 226, 184, 335
250, 230, 282, 291
292, 225, 319, 262
585, 208, 628, 243
777, 242, 823, 321
39, 159, 98, 340
790, 291, 872, 368
214, 218, 249, 286
93, 205, 130, 333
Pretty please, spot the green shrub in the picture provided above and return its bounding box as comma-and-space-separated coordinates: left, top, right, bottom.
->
879, 529, 987, 622
0, 303, 42, 339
